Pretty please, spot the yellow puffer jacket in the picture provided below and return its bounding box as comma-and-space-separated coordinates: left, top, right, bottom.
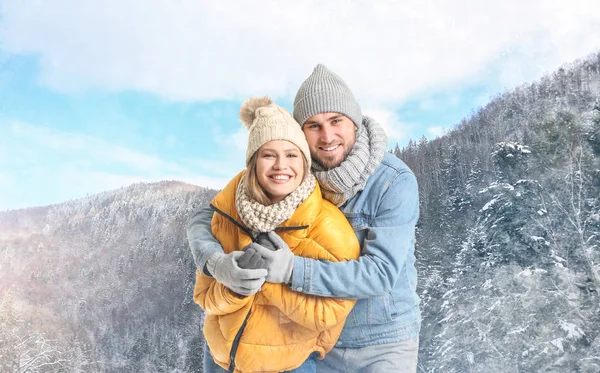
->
194, 171, 360, 373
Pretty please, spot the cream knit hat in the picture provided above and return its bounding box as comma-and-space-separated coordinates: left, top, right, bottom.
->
293, 64, 363, 133
240, 96, 311, 169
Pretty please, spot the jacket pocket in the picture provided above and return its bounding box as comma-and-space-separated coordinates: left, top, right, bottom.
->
367, 294, 394, 324
346, 215, 367, 230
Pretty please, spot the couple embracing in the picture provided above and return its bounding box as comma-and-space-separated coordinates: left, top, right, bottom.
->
188, 64, 420, 373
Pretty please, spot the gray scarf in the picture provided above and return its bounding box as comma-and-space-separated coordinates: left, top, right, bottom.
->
312, 116, 387, 206
235, 173, 316, 234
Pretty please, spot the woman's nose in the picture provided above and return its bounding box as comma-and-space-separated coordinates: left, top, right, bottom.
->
273, 157, 286, 169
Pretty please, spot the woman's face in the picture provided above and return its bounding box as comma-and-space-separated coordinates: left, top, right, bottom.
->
255, 140, 305, 204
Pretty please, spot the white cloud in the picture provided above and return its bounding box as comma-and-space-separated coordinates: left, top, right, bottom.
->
362, 107, 411, 146
418, 94, 461, 112
428, 126, 445, 138
196, 122, 247, 175
230, 128, 250, 153
9, 121, 188, 173
1, 0, 599, 105
182, 156, 243, 180
1, 120, 234, 210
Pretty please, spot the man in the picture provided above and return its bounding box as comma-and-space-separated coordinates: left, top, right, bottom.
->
187, 64, 420, 372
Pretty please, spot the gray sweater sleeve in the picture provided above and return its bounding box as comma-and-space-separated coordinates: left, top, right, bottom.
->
186, 205, 224, 273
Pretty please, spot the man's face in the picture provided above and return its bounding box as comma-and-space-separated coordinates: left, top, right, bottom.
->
302, 112, 357, 169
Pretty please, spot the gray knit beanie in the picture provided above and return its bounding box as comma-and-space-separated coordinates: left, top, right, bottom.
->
293, 64, 363, 132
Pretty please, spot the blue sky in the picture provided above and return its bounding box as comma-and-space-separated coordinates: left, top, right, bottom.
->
1, 0, 600, 211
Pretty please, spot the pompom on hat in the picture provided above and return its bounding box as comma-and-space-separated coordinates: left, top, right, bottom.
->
240, 96, 311, 169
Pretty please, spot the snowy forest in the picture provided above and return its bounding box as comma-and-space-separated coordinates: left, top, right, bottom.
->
399, 51, 600, 372
1, 51, 599, 372
0, 182, 216, 372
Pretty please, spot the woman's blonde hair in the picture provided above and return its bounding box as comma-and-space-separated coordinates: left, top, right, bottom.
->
244, 147, 310, 205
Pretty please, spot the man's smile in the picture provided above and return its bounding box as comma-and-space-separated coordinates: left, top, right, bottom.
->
319, 144, 341, 152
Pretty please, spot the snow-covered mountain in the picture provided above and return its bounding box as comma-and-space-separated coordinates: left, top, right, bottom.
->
397, 52, 600, 372
0, 181, 216, 372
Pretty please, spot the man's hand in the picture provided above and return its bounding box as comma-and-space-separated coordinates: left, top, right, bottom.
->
238, 245, 267, 270
249, 231, 294, 284
206, 251, 267, 296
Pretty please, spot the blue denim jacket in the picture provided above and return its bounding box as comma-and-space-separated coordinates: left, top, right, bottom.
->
187, 152, 420, 349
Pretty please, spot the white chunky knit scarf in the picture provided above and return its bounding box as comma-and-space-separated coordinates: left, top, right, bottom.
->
235, 172, 316, 234
312, 116, 387, 206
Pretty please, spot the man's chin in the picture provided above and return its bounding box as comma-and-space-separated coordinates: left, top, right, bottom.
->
314, 156, 343, 170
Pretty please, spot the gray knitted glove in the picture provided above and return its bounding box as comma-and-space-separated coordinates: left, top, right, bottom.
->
255, 232, 278, 251
238, 245, 267, 270
205, 251, 267, 296
237, 233, 276, 270
249, 231, 294, 284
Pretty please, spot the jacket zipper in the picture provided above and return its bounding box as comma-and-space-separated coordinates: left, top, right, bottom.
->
227, 304, 253, 373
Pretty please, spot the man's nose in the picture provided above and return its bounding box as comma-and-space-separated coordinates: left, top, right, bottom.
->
320, 126, 334, 143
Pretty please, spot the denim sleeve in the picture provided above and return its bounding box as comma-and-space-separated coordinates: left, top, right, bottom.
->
290, 172, 419, 299
186, 205, 224, 273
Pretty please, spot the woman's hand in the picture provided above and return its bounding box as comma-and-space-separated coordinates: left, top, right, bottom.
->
205, 251, 267, 296
249, 232, 294, 284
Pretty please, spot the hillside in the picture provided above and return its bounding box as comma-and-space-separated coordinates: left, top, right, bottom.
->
0, 181, 216, 372
397, 52, 600, 372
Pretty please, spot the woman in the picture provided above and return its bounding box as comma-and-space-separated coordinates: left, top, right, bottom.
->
194, 97, 360, 373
